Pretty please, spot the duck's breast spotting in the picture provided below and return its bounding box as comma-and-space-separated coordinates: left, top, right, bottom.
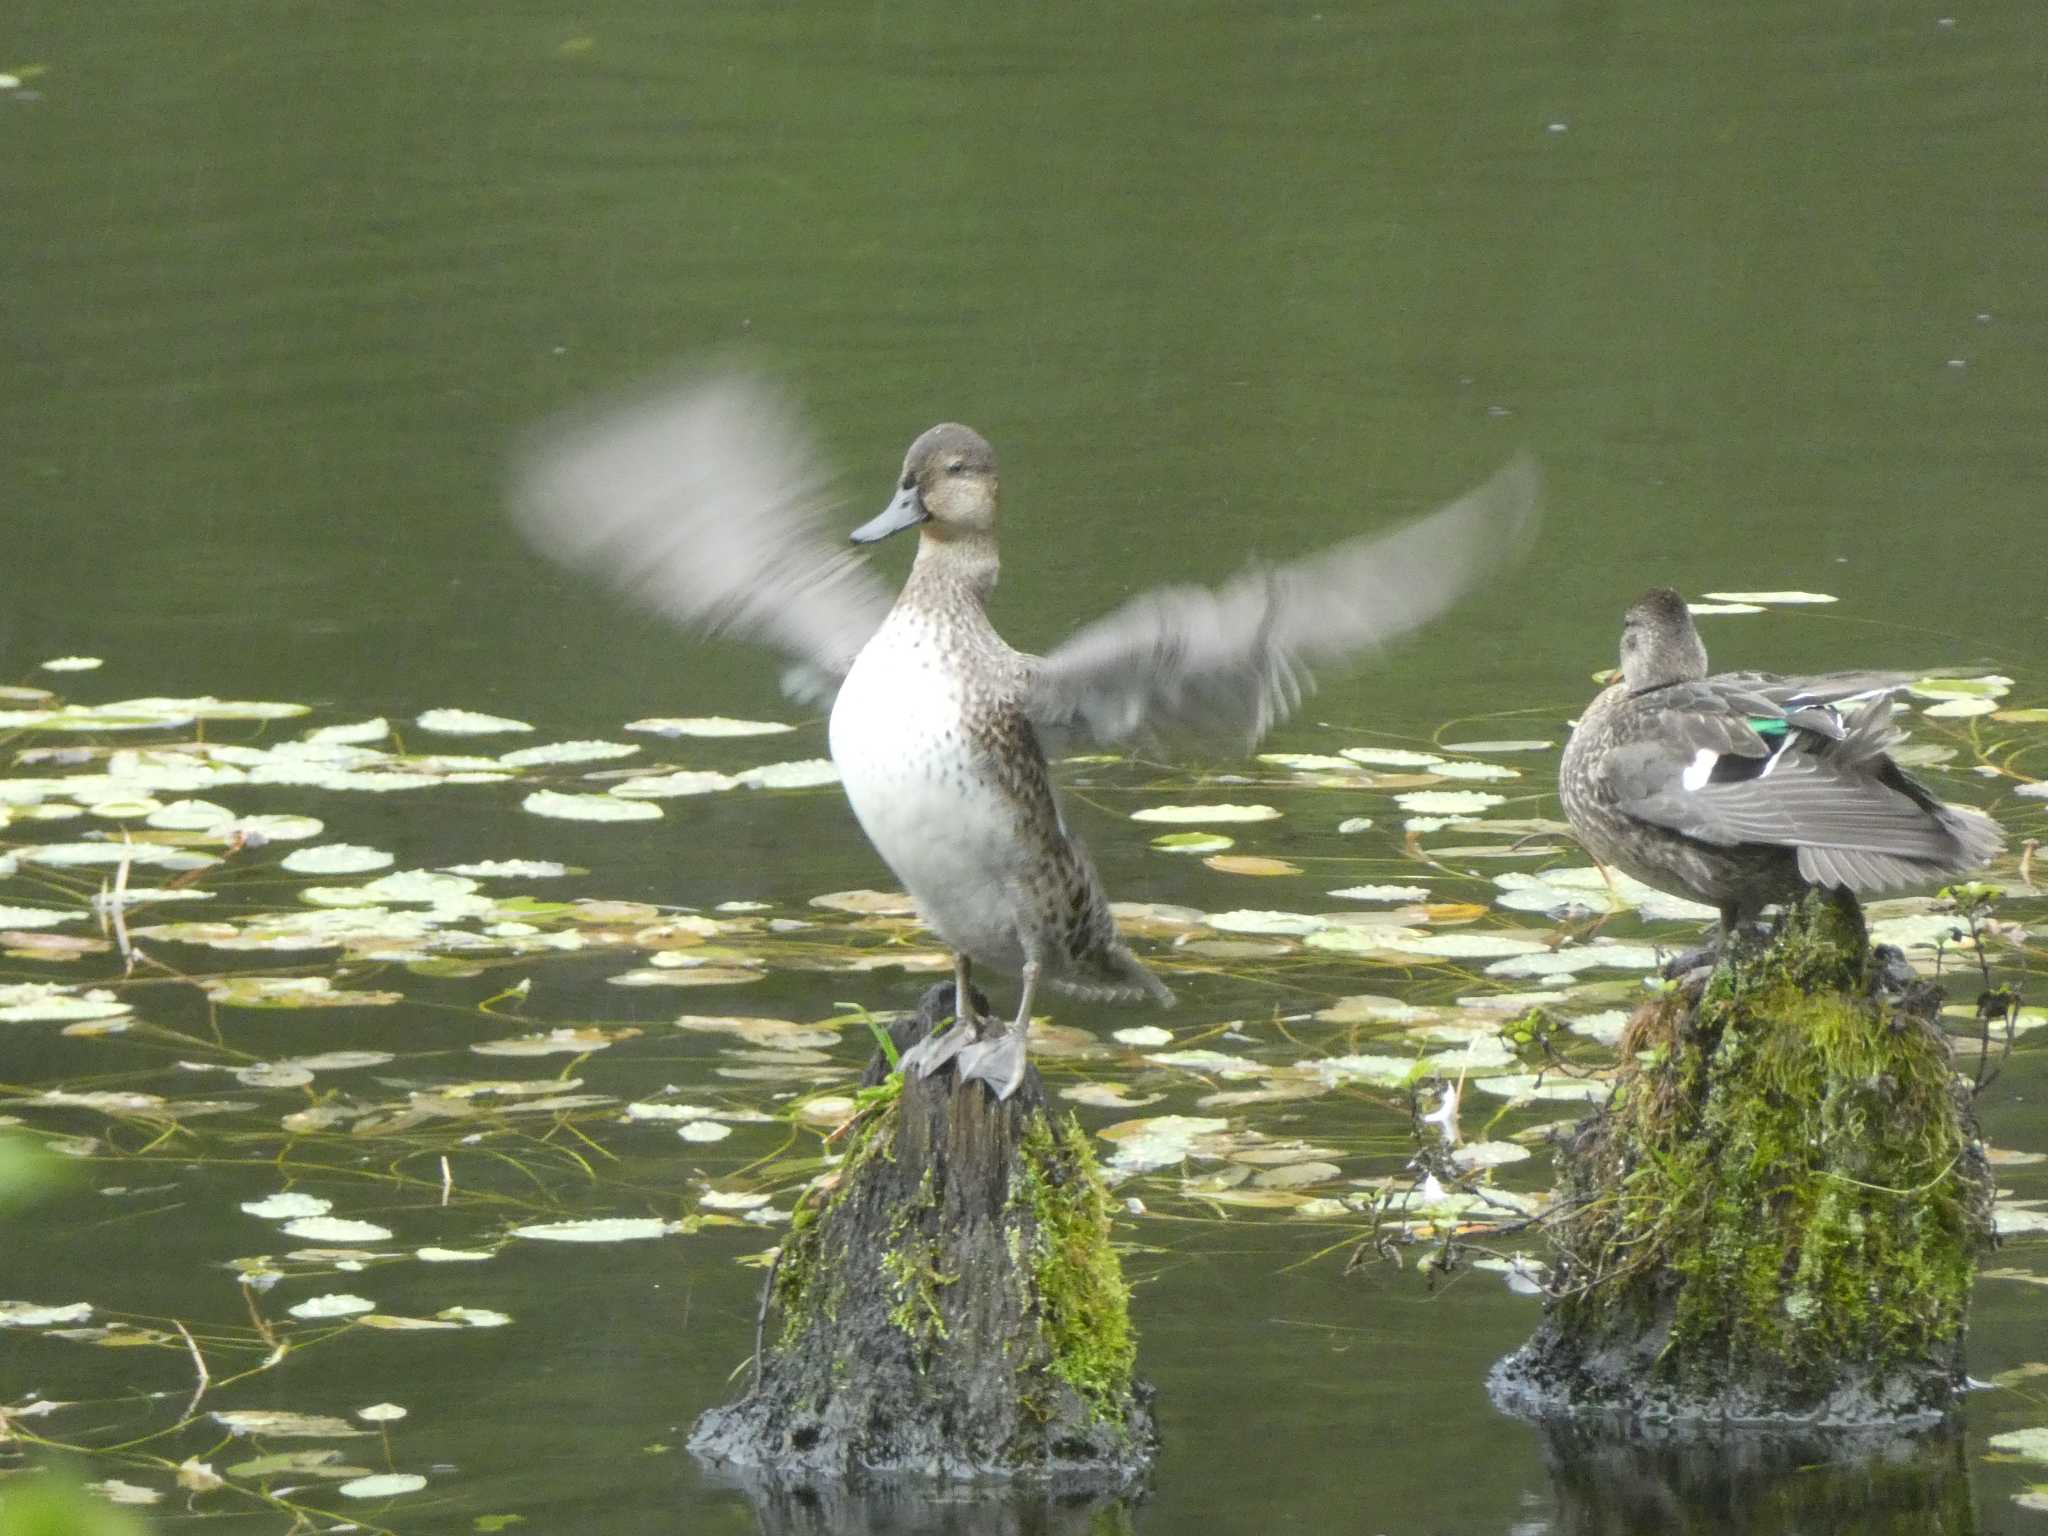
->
829, 622, 1030, 968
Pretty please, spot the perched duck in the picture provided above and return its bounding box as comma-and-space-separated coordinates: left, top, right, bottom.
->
1559, 587, 2002, 945
515, 371, 1539, 1098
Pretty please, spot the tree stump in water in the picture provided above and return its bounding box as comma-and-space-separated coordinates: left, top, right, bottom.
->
1492, 891, 1995, 1426
690, 983, 1156, 1487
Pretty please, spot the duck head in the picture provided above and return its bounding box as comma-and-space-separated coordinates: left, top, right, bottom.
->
851, 423, 999, 546
1618, 586, 1709, 691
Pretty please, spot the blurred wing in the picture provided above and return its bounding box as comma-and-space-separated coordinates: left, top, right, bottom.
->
1023, 453, 1541, 751
510, 370, 893, 696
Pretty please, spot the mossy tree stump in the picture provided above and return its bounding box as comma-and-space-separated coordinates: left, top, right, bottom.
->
1493, 891, 1995, 1426
691, 984, 1155, 1486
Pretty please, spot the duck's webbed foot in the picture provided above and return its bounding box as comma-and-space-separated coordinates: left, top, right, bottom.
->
958, 958, 1038, 1101
898, 958, 983, 1079
899, 1021, 971, 1079
957, 1026, 1030, 1101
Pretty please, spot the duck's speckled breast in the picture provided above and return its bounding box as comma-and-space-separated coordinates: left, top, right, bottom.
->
828, 605, 1037, 969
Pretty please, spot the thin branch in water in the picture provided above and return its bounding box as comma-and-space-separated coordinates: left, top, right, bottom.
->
240, 1280, 279, 1353
173, 1319, 211, 1420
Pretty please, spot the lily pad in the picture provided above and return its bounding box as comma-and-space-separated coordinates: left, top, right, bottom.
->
1923, 697, 1997, 719
1699, 590, 1837, 605
338, 1473, 428, 1499
443, 859, 570, 878
1486, 943, 1664, 978
471, 1026, 638, 1056
281, 844, 395, 875
201, 977, 404, 1009
307, 718, 391, 744
0, 986, 131, 1024
735, 758, 839, 789
20, 842, 215, 870
1471, 1072, 1610, 1102
498, 740, 641, 767
1328, 884, 1431, 903
1113, 1025, 1175, 1047
1393, 790, 1506, 815
1129, 804, 1281, 824
1430, 760, 1521, 781
609, 770, 738, 798
523, 790, 663, 822
1097, 1114, 1230, 1174
511, 1217, 681, 1243
0, 905, 88, 930
626, 716, 795, 737
281, 1216, 394, 1242
288, 1293, 375, 1319
1257, 752, 1364, 772
0, 1300, 94, 1326
1150, 832, 1234, 854
1989, 1427, 2048, 1461
212, 1409, 369, 1438
809, 889, 919, 915
1205, 910, 1327, 937
417, 708, 533, 735
1340, 748, 1444, 768
1204, 855, 1302, 876
241, 1193, 333, 1220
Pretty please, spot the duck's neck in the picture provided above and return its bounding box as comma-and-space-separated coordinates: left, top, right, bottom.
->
905, 530, 999, 610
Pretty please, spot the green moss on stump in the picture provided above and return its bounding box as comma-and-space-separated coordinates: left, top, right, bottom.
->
692, 985, 1154, 1485
1014, 1113, 1138, 1417
1495, 892, 1994, 1425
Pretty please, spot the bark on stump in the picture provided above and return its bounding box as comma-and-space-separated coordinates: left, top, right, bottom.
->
690, 983, 1156, 1487
1492, 891, 1995, 1426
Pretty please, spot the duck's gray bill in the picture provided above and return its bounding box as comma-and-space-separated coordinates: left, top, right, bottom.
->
850, 485, 929, 544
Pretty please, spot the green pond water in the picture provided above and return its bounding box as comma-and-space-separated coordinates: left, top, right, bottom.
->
5, 2, 2048, 1532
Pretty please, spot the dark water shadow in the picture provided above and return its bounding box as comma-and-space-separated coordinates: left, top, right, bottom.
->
699, 1462, 1140, 1536
1528, 1417, 1977, 1536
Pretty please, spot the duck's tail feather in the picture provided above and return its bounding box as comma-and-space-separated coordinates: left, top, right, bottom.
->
1049, 949, 1176, 1009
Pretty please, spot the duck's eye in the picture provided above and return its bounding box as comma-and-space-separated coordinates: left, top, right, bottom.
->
946, 461, 967, 475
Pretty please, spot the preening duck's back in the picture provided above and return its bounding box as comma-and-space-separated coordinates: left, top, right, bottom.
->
1577, 682, 2002, 889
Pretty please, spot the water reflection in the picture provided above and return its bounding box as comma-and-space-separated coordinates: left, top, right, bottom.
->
702, 1466, 1138, 1536
1524, 1419, 1976, 1536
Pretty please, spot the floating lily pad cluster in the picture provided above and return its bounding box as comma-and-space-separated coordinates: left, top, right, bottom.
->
0, 659, 2044, 1516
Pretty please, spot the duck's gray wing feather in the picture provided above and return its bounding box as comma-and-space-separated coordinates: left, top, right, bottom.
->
1711, 670, 1917, 739
510, 371, 891, 698
1022, 453, 1541, 752
1609, 699, 2002, 883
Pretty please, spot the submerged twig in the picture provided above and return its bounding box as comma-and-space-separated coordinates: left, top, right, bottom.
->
172, 1319, 211, 1419
111, 840, 136, 974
